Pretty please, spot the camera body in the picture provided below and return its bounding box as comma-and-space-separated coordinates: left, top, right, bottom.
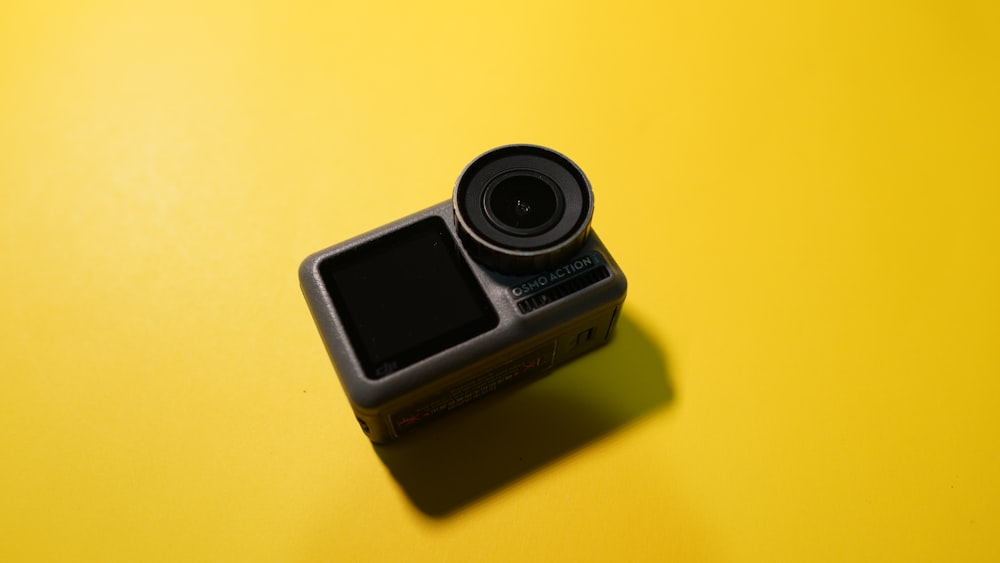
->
299, 145, 627, 442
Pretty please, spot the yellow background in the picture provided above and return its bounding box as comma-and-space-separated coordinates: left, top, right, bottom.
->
2, 1, 998, 561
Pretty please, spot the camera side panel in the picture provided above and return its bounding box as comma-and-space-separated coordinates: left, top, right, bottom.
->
386, 301, 623, 438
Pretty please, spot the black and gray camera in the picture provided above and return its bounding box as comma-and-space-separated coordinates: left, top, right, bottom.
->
299, 145, 627, 442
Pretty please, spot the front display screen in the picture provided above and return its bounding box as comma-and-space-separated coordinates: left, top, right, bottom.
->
319, 217, 498, 379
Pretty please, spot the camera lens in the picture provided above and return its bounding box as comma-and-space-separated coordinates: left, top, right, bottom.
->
454, 145, 593, 275
484, 173, 564, 235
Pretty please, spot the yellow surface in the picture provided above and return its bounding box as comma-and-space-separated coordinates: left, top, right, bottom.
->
2, 1, 998, 561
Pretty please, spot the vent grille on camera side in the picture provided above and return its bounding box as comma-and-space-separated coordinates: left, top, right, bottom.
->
516, 265, 611, 314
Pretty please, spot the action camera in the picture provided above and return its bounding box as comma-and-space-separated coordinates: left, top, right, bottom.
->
299, 145, 627, 442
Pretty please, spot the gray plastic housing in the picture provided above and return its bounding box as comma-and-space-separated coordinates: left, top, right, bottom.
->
299, 201, 627, 442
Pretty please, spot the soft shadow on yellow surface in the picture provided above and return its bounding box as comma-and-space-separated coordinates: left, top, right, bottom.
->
374, 313, 672, 516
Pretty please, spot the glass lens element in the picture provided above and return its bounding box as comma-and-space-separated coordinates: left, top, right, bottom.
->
487, 175, 559, 231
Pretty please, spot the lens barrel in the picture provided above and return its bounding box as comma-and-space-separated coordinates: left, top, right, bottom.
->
454, 145, 593, 275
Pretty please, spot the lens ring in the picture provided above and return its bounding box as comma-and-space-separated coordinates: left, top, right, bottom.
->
458, 153, 587, 251
453, 145, 593, 274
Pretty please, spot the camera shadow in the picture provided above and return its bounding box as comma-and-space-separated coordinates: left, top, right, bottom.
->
373, 312, 673, 517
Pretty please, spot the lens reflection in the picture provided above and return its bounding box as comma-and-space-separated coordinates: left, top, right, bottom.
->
488, 175, 558, 231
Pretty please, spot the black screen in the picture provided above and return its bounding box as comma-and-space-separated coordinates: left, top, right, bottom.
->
319, 217, 498, 379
